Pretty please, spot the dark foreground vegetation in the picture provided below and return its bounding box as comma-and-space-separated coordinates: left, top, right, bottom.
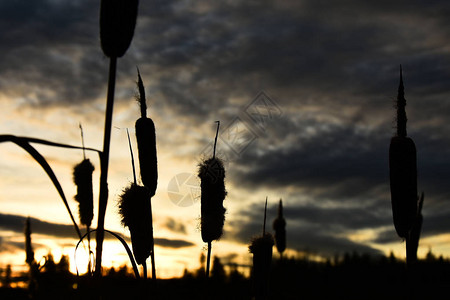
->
2, 251, 450, 300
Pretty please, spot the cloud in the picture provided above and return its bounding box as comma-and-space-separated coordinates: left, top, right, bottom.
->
1, 0, 450, 261
0, 213, 195, 249
163, 217, 187, 234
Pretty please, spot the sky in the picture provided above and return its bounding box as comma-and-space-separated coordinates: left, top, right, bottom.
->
1, 0, 450, 279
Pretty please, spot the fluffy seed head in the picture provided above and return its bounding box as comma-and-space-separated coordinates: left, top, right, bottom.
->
73, 159, 95, 227
198, 157, 227, 243
100, 0, 139, 58
118, 183, 152, 265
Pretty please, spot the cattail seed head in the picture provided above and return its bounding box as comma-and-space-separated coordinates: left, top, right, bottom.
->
135, 117, 158, 196
73, 159, 95, 227
198, 157, 227, 243
118, 183, 152, 265
273, 199, 286, 255
389, 66, 418, 239
100, 0, 139, 58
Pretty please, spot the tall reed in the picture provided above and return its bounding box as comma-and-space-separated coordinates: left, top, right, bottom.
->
389, 66, 419, 266
95, 0, 139, 277
198, 121, 227, 277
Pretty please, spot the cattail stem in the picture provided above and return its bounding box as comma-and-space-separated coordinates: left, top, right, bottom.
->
126, 129, 137, 185
263, 196, 267, 235
213, 121, 220, 159
143, 262, 147, 279
95, 56, 117, 277
397, 65, 407, 137
206, 241, 212, 278
79, 123, 86, 160
149, 200, 156, 281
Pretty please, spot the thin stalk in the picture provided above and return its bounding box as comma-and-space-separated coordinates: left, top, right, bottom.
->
263, 196, 268, 235
213, 121, 220, 159
143, 262, 147, 279
87, 225, 91, 275
149, 201, 156, 280
95, 56, 117, 277
126, 129, 137, 185
79, 123, 86, 160
206, 241, 212, 278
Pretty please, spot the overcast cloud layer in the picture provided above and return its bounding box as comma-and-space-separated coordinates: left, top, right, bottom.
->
1, 0, 450, 261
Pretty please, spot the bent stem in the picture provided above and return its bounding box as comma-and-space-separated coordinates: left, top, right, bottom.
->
95, 56, 117, 277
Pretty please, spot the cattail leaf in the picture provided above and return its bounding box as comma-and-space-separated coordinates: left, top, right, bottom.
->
100, 0, 139, 58
75, 229, 140, 278
198, 157, 227, 243
0, 135, 82, 240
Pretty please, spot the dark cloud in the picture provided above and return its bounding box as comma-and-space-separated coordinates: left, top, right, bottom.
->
0, 213, 195, 249
163, 217, 187, 234
226, 202, 384, 257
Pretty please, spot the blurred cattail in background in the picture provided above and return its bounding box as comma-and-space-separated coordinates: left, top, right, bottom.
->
273, 199, 286, 258
198, 121, 227, 277
100, 0, 139, 58
25, 217, 35, 266
25, 217, 38, 296
249, 197, 274, 300
389, 66, 421, 265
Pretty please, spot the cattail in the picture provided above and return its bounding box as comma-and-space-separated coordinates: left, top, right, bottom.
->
118, 183, 152, 266
73, 159, 95, 227
273, 199, 286, 257
389, 65, 418, 240
249, 198, 274, 300
25, 217, 34, 265
100, 0, 139, 58
198, 121, 227, 277
199, 157, 227, 243
135, 69, 158, 197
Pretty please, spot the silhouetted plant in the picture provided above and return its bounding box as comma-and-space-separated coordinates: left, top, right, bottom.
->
198, 121, 227, 277
118, 129, 152, 278
273, 199, 286, 258
389, 66, 422, 266
134, 68, 157, 279
73, 125, 95, 274
95, 0, 139, 276
249, 197, 274, 300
